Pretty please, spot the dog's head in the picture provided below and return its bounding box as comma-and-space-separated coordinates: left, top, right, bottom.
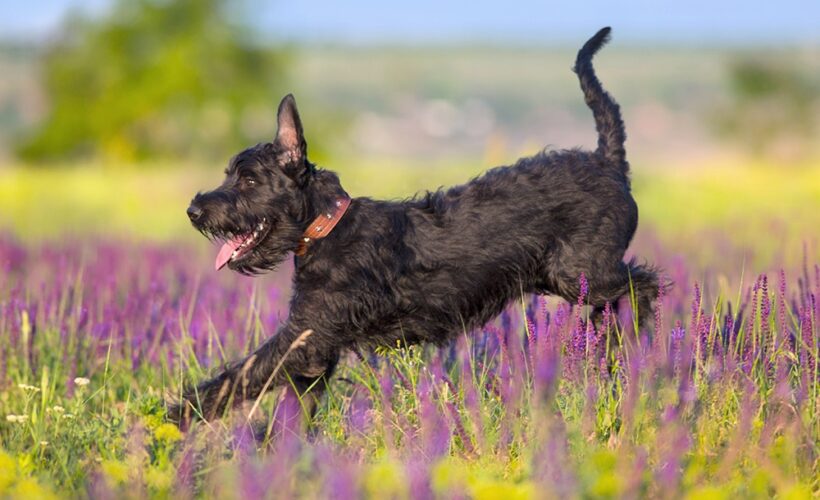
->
187, 94, 344, 274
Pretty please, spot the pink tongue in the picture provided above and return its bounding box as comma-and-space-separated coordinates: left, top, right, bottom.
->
215, 236, 245, 271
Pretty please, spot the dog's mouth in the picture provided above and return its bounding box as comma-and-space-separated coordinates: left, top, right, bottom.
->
214, 219, 270, 271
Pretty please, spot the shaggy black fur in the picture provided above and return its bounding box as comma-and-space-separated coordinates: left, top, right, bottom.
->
170, 27, 659, 426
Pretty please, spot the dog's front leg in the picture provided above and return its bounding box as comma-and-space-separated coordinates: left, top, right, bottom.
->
169, 324, 337, 428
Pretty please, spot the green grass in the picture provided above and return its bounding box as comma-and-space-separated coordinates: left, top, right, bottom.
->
1, 266, 818, 498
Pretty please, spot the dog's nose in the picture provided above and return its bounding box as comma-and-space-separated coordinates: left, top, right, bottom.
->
187, 204, 203, 222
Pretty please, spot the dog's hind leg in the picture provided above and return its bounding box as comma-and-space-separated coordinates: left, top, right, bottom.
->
586, 260, 660, 329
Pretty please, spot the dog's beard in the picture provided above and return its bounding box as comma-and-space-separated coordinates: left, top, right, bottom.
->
222, 218, 303, 275
214, 219, 270, 270
192, 199, 305, 275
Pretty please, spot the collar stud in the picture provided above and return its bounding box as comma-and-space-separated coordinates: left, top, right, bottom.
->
295, 197, 351, 256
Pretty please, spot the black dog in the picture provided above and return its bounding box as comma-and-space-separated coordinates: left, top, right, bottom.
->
171, 27, 659, 426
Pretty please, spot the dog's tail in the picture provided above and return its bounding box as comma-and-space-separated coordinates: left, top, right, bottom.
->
573, 27, 627, 172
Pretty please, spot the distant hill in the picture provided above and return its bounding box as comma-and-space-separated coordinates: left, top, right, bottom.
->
288, 46, 731, 163
0, 43, 42, 161
2, 43, 818, 165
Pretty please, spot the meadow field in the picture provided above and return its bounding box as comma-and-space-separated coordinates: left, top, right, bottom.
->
1, 158, 819, 498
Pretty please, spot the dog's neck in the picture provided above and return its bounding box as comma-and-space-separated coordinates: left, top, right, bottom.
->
303, 166, 348, 218
293, 166, 350, 256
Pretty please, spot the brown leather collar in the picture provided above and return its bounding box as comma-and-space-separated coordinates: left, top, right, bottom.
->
294, 197, 351, 257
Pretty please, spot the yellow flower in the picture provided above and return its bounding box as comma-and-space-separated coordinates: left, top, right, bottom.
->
431, 459, 468, 494
0, 451, 16, 491
153, 423, 182, 444
11, 477, 57, 500
101, 460, 130, 486
145, 467, 173, 491
364, 461, 408, 500
685, 486, 728, 500
780, 484, 812, 500
470, 480, 535, 500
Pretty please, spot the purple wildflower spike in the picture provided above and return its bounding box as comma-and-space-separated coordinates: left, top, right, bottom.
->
655, 278, 665, 335
578, 272, 589, 306
690, 282, 701, 335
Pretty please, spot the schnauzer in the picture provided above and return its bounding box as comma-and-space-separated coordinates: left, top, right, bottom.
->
171, 27, 659, 426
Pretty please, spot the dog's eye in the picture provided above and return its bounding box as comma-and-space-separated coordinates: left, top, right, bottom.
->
242, 178, 256, 187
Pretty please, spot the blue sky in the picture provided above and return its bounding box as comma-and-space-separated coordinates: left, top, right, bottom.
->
2, 0, 819, 45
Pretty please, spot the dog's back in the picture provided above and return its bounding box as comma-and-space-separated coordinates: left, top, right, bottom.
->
325, 27, 654, 346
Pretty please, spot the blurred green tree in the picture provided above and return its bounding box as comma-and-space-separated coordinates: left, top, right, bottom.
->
714, 58, 819, 160
16, 0, 287, 163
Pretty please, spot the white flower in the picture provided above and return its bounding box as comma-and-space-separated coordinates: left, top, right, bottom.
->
62, 414, 75, 419
40, 441, 49, 446
18, 383, 40, 392
74, 377, 90, 387
5, 414, 29, 423
52, 405, 66, 414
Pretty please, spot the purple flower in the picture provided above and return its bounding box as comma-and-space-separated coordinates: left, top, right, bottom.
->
669, 320, 685, 373
777, 270, 788, 345
690, 282, 702, 334
578, 272, 589, 306
319, 447, 360, 499
654, 278, 665, 335
600, 301, 613, 337
348, 390, 373, 436
232, 423, 257, 457
405, 460, 434, 500
760, 274, 771, 342
269, 387, 304, 446
417, 379, 450, 459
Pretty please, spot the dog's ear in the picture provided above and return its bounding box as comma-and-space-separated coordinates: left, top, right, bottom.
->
274, 94, 307, 165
